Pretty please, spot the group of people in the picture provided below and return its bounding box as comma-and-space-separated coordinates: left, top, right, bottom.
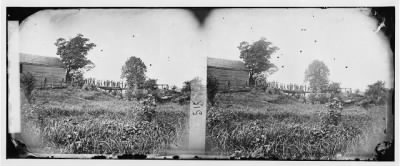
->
83, 78, 127, 88
266, 81, 310, 92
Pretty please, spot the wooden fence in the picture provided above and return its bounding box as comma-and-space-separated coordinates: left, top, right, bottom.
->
265, 81, 352, 95
83, 78, 128, 90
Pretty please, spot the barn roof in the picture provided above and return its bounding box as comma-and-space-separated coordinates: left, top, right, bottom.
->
207, 57, 248, 71
20, 53, 65, 67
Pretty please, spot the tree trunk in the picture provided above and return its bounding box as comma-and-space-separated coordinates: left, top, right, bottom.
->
249, 72, 255, 87
65, 69, 71, 83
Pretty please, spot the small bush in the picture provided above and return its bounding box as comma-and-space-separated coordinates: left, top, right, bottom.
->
20, 72, 36, 103
137, 95, 157, 122
308, 93, 329, 104
365, 81, 388, 105
171, 85, 178, 92
134, 89, 147, 100
111, 90, 117, 96
70, 70, 85, 88
82, 84, 97, 91
323, 98, 343, 126
143, 79, 158, 91
181, 81, 191, 94
125, 89, 134, 101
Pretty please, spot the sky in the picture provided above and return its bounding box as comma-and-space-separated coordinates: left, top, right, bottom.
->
18, 8, 393, 91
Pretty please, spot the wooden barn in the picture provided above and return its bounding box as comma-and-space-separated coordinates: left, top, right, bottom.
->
207, 57, 249, 90
20, 53, 66, 87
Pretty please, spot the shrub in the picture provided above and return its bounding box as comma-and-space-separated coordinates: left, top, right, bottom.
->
365, 81, 387, 105
137, 95, 157, 122
323, 98, 343, 126
111, 90, 117, 96
207, 75, 219, 106
181, 81, 191, 94
82, 84, 97, 91
149, 89, 163, 103
308, 93, 329, 104
171, 85, 178, 92
125, 89, 134, 100
20, 72, 36, 103
134, 89, 147, 100
143, 79, 158, 91
70, 70, 85, 87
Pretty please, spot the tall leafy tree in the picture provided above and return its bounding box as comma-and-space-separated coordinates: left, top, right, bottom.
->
55, 34, 96, 82
304, 60, 330, 92
121, 56, 147, 90
238, 37, 279, 86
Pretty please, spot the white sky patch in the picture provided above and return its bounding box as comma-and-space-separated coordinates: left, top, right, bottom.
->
19, 8, 393, 91
204, 8, 393, 91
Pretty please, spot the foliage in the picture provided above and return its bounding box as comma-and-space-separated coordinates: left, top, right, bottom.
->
121, 56, 147, 90
207, 106, 237, 131
181, 80, 191, 94
20, 72, 36, 103
254, 73, 267, 87
364, 81, 387, 105
81, 83, 97, 91
308, 93, 330, 104
22, 88, 187, 154
238, 37, 279, 86
171, 85, 178, 92
134, 89, 147, 100
149, 89, 164, 103
323, 99, 343, 126
55, 34, 96, 82
70, 70, 85, 87
327, 82, 341, 94
137, 95, 157, 122
207, 75, 219, 106
125, 89, 134, 101
21, 88, 385, 159
304, 60, 330, 92
205, 93, 376, 160
269, 95, 296, 104
143, 78, 158, 91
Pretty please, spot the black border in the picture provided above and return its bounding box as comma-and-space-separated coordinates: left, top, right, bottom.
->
5, 7, 396, 161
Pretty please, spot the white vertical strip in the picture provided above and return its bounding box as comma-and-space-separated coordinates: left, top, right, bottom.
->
188, 48, 207, 153
8, 21, 21, 133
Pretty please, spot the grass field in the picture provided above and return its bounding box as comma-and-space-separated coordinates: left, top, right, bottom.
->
20, 88, 387, 160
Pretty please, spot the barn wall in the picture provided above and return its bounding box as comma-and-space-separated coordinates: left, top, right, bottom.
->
21, 64, 66, 87
207, 67, 248, 90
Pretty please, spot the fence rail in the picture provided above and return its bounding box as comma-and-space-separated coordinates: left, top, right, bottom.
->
265, 81, 352, 95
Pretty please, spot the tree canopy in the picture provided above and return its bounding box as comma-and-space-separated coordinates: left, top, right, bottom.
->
121, 56, 147, 89
55, 34, 96, 82
304, 60, 330, 92
238, 37, 279, 86
143, 78, 158, 90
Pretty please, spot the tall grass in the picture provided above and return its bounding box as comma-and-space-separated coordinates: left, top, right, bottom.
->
21, 88, 385, 159
22, 89, 188, 154
206, 92, 385, 160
